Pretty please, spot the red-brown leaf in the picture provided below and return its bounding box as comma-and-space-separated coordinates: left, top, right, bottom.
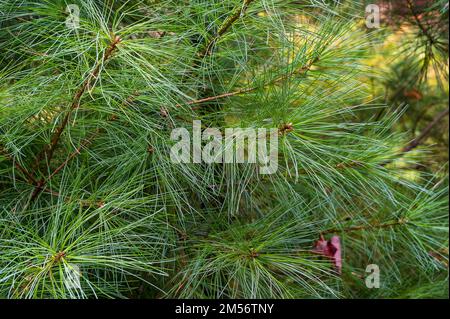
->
313, 235, 342, 274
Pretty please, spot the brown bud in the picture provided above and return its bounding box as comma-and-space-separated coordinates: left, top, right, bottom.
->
279, 122, 294, 135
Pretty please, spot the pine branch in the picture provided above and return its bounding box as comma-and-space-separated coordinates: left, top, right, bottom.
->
182, 57, 318, 107
31, 181, 103, 208
1, 0, 447, 299
401, 107, 449, 153
185, 87, 256, 106
198, 0, 256, 59
406, 0, 435, 45
32, 92, 139, 198
379, 108, 449, 167
47, 133, 98, 181
28, 36, 122, 202
322, 217, 410, 235
33, 35, 122, 170
0, 147, 38, 184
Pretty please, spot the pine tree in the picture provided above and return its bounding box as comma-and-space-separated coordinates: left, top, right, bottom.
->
0, 0, 448, 299
368, 0, 449, 174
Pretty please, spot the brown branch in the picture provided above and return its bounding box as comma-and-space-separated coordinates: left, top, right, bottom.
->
28, 36, 122, 202
180, 57, 318, 107
180, 0, 256, 112
0, 147, 38, 184
401, 108, 449, 153
1, 162, 60, 198
32, 184, 105, 208
33, 35, 122, 169
322, 218, 409, 235
379, 107, 449, 167
29, 92, 139, 201
185, 87, 256, 106
198, 0, 256, 59
406, 0, 435, 45
46, 132, 99, 182
20, 177, 103, 208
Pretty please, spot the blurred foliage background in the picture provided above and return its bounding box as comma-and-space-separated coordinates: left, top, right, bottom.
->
364, 0, 448, 176
0, 0, 448, 299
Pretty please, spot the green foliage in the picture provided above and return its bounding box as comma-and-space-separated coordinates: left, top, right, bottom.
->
0, 0, 448, 299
